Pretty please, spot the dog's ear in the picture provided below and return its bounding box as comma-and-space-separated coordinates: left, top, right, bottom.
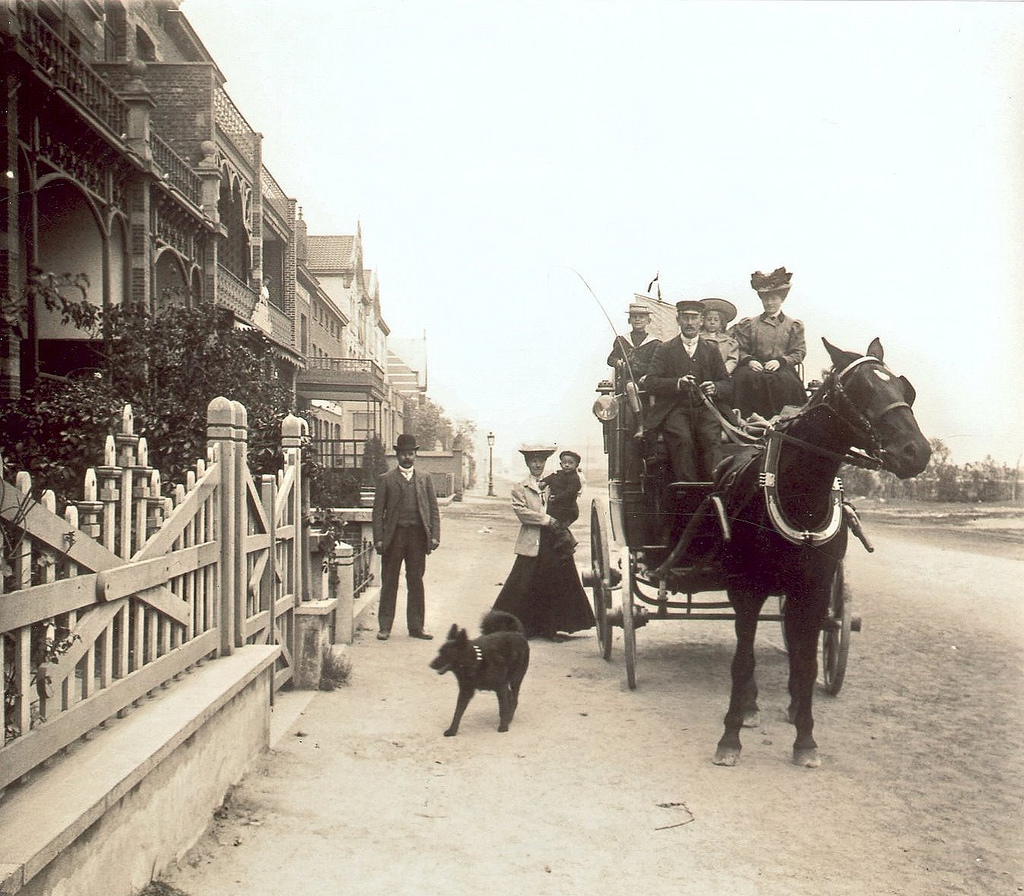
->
455, 627, 469, 644
446, 623, 459, 640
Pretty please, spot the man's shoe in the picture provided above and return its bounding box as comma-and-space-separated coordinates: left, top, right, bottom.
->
408, 630, 434, 640
376, 631, 390, 641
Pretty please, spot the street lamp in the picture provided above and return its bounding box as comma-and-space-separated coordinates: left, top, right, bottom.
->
486, 431, 496, 496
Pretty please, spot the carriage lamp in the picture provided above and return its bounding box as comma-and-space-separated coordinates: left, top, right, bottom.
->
592, 394, 620, 422
486, 431, 496, 497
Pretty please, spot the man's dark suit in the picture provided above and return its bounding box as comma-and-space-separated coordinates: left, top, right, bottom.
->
641, 336, 731, 482
371, 467, 441, 635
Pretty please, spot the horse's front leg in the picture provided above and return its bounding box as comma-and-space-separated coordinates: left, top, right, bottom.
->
714, 589, 766, 766
784, 593, 826, 767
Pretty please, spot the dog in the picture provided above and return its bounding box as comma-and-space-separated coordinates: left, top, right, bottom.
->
429, 610, 530, 737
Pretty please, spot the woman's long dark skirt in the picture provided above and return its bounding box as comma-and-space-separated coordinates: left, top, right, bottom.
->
493, 529, 595, 637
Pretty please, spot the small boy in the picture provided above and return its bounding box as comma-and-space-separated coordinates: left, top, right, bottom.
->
541, 450, 583, 557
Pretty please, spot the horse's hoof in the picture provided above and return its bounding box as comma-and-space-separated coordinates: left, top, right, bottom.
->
713, 747, 740, 767
741, 710, 760, 728
792, 748, 820, 768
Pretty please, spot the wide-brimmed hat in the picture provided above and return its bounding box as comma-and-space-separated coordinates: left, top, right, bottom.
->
750, 267, 793, 295
627, 302, 652, 316
699, 297, 737, 324
675, 299, 705, 315
394, 433, 419, 452
518, 443, 556, 461
559, 449, 582, 465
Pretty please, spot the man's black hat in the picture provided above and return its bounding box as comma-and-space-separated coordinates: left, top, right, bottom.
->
394, 433, 419, 452
675, 299, 704, 315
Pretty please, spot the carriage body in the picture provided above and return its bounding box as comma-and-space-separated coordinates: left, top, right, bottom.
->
589, 371, 856, 692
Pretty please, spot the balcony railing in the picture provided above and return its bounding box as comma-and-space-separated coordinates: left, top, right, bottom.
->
298, 358, 389, 400
310, 438, 365, 470
305, 357, 387, 379
216, 264, 257, 318
262, 165, 290, 222
214, 86, 259, 165
151, 132, 202, 207
16, 4, 128, 137
269, 302, 293, 347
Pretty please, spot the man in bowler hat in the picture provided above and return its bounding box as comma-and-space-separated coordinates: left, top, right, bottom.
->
371, 433, 441, 640
640, 300, 731, 481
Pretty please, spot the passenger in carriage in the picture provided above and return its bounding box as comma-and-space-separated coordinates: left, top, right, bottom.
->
607, 301, 662, 438
607, 301, 662, 381
699, 297, 739, 374
639, 300, 731, 482
730, 266, 807, 418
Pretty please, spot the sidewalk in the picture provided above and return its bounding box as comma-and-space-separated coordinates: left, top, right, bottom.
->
157, 487, 734, 896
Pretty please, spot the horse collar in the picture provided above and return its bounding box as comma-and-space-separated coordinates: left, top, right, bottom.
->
760, 431, 844, 547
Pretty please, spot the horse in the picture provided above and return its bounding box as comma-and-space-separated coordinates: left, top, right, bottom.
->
712, 337, 930, 768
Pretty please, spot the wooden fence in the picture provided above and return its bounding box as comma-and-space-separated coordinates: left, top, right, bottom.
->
0, 398, 308, 794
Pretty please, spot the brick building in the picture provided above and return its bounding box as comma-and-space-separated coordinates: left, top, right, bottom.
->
0, 0, 409, 455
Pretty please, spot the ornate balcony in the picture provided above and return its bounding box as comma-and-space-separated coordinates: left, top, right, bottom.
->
13, 4, 128, 137
298, 358, 389, 402
151, 133, 202, 207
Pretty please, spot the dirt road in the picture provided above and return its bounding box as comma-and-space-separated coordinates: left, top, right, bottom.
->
158, 488, 1024, 896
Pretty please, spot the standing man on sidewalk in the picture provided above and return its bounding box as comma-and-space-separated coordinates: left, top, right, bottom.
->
372, 433, 441, 641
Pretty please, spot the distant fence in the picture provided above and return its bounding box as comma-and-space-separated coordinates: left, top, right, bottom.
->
0, 399, 308, 793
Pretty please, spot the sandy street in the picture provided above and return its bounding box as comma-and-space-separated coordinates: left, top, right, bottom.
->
158, 487, 1024, 896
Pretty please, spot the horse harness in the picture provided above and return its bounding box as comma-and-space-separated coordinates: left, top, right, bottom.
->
759, 355, 912, 548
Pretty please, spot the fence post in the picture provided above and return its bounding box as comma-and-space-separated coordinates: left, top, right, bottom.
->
231, 401, 249, 649
281, 413, 307, 602
330, 541, 354, 645
207, 397, 239, 656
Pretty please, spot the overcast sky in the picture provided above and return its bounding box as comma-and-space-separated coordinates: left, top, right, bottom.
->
183, 0, 1024, 470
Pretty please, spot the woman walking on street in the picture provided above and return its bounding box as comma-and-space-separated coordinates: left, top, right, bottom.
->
492, 445, 595, 641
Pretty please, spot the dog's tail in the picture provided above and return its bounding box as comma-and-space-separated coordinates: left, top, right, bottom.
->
481, 610, 525, 636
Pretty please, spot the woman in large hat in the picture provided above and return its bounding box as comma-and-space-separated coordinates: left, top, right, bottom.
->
731, 267, 807, 417
491, 445, 595, 641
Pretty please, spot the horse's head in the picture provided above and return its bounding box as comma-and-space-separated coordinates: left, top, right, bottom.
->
820, 337, 931, 479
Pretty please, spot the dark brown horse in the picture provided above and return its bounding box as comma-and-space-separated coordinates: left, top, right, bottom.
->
713, 338, 930, 767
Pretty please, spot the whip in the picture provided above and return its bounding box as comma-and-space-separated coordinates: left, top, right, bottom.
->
568, 267, 642, 413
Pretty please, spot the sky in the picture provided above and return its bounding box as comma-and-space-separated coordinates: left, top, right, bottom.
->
182, 0, 1024, 472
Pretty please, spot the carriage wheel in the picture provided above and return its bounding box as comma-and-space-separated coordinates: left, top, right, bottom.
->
588, 500, 613, 661
821, 560, 851, 695
622, 556, 638, 690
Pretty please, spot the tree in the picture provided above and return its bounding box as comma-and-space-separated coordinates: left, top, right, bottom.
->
0, 300, 297, 503
404, 396, 452, 450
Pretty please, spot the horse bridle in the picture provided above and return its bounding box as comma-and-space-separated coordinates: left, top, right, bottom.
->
758, 355, 915, 546
811, 354, 917, 462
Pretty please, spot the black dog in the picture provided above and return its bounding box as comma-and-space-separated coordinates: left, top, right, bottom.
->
429, 611, 530, 737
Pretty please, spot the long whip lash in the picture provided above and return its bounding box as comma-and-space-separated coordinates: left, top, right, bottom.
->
569, 267, 640, 392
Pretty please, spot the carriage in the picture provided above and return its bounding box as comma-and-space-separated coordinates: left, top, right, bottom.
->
584, 349, 878, 694
575, 276, 930, 766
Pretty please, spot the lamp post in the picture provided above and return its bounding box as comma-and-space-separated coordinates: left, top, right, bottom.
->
486, 431, 496, 496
